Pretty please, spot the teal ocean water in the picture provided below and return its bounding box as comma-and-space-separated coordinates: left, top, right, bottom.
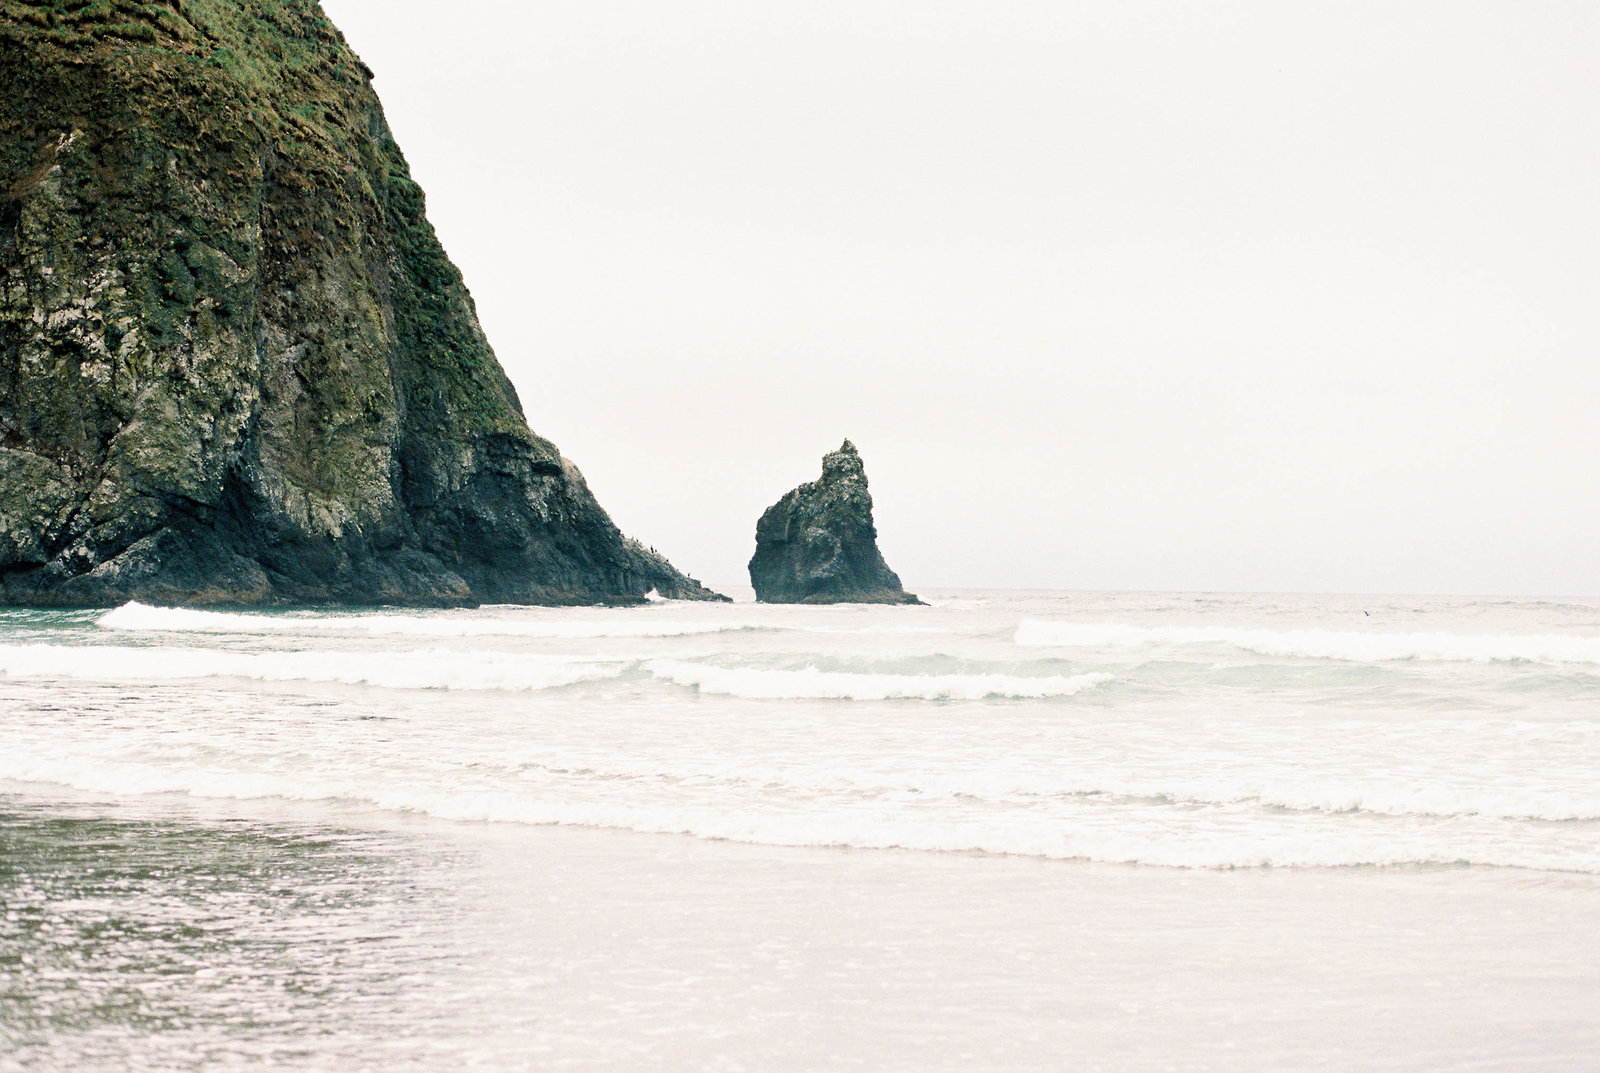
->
3, 590, 1598, 1069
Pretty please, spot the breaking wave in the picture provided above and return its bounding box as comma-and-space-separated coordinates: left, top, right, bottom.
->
1015, 620, 1600, 664
0, 644, 1110, 701
97, 601, 754, 639
644, 660, 1113, 700
7, 592, 1598, 875
0, 643, 620, 692
95, 602, 946, 640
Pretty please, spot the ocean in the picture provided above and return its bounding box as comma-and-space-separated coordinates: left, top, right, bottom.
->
2, 589, 1597, 1070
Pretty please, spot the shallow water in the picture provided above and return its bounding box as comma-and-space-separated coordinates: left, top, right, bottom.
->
2, 589, 1598, 1068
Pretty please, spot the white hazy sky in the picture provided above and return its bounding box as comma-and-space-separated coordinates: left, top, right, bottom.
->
322, 0, 1599, 595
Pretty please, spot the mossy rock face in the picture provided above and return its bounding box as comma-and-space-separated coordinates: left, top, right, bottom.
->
0, 0, 723, 605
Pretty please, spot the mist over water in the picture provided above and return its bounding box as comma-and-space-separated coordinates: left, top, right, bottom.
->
4, 590, 1600, 1069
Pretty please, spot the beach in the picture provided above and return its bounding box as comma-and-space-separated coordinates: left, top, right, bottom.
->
3, 589, 1599, 1068
5, 794, 1598, 1072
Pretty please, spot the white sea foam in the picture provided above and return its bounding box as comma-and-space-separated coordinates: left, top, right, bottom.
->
0, 643, 618, 692
1015, 619, 1600, 664
3, 750, 1595, 873
94, 601, 945, 640
380, 756, 1600, 825
1, 642, 1117, 702
8, 590, 1600, 877
0, 642, 1112, 701
97, 601, 749, 639
1031, 778, 1600, 824
644, 660, 1113, 700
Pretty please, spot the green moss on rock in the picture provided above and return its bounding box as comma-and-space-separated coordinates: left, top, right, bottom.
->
0, 0, 723, 605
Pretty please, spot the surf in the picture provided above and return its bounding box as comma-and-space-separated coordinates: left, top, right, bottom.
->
1015, 619, 1600, 665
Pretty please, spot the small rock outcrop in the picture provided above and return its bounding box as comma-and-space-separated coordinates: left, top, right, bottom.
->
0, 0, 723, 606
748, 440, 921, 605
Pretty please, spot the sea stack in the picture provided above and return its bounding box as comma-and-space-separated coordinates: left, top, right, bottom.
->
0, 0, 723, 606
749, 440, 921, 605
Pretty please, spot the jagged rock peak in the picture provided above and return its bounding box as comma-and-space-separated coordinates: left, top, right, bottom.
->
0, 0, 724, 607
748, 440, 921, 605
823, 439, 866, 479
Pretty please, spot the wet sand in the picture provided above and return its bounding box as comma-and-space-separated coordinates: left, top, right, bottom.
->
5, 794, 1598, 1071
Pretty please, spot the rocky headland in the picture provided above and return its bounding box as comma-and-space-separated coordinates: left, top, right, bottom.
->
748, 440, 921, 605
0, 0, 723, 606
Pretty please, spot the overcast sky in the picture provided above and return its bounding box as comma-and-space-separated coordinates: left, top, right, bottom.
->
323, 0, 1598, 595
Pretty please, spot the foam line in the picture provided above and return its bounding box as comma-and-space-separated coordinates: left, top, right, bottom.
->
98, 601, 751, 639
644, 660, 1112, 700
1015, 620, 1600, 664
0, 643, 619, 692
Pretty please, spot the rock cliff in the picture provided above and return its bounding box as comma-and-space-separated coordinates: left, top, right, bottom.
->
749, 440, 920, 605
0, 0, 723, 606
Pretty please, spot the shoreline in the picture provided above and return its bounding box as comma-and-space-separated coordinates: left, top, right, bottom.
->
5, 779, 1597, 880
5, 787, 1599, 1071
